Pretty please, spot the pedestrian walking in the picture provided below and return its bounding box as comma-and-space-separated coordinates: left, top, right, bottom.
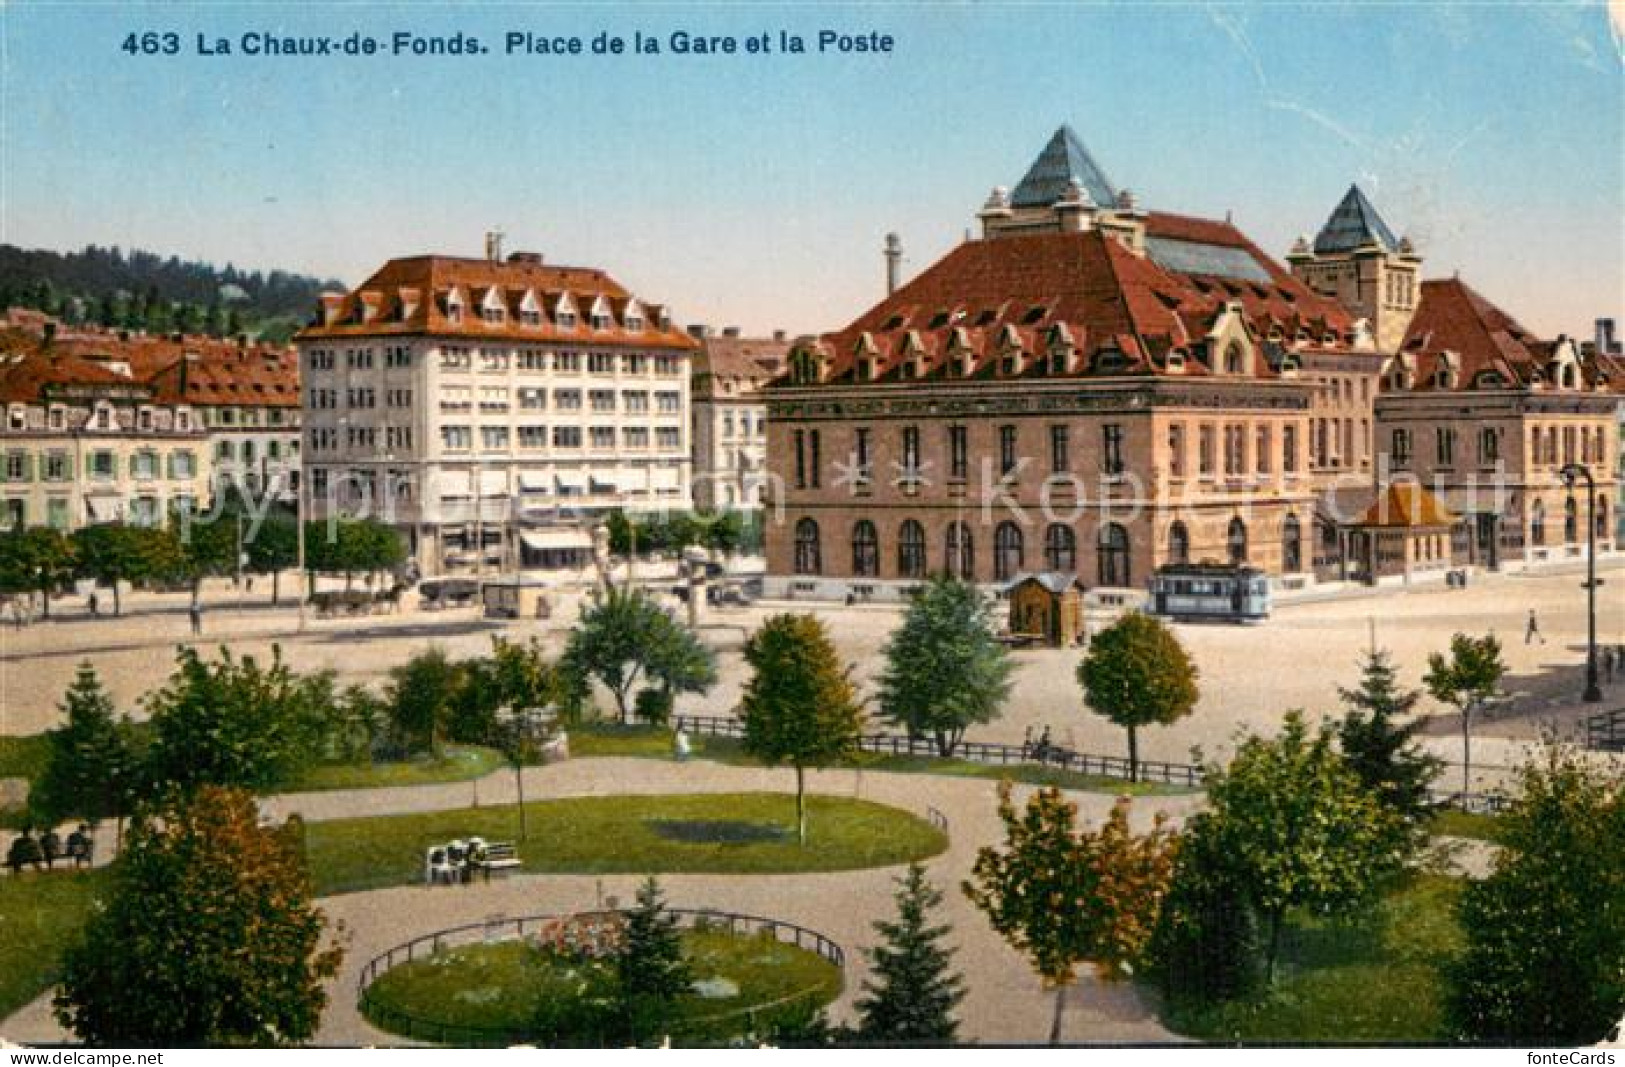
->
1525, 609, 1545, 645
189, 602, 203, 636
87, 591, 99, 618
1605, 645, 1617, 685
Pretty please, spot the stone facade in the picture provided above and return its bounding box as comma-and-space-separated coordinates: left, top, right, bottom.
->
689, 328, 788, 512
295, 249, 696, 577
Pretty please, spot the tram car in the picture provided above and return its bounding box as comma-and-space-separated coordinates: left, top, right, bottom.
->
1148, 563, 1271, 624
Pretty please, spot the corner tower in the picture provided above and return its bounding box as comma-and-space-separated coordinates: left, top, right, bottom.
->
1288, 184, 1421, 352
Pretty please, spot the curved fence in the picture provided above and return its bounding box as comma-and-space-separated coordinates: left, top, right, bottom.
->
674, 713, 1204, 788
357, 907, 846, 1047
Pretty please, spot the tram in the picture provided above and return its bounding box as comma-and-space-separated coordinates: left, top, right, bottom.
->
1148, 563, 1271, 624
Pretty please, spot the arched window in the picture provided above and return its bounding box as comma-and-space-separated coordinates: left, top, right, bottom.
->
1283, 514, 1302, 572
945, 522, 974, 582
1168, 521, 1190, 565
1044, 524, 1076, 572
1531, 499, 1546, 546
994, 521, 1025, 582
1097, 522, 1132, 587
897, 519, 926, 579
1564, 497, 1578, 543
794, 518, 821, 575
1227, 517, 1249, 564
851, 520, 879, 577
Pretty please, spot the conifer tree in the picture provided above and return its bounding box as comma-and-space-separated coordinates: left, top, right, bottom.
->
30, 663, 140, 829
616, 876, 692, 1044
1337, 649, 1442, 855
857, 862, 965, 1045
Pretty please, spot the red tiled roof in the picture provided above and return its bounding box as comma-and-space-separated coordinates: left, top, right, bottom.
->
694, 335, 791, 380
799, 223, 1358, 384
0, 329, 298, 407
1398, 278, 1622, 392
296, 255, 698, 352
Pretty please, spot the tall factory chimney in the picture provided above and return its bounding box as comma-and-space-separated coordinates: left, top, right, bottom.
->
884, 232, 903, 296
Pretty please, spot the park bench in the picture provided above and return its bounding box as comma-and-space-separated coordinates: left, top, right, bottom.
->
474, 841, 521, 881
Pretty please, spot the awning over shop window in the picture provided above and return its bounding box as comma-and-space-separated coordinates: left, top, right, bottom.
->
520, 528, 594, 552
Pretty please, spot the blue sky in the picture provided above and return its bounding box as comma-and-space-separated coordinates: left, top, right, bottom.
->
2, 2, 1620, 339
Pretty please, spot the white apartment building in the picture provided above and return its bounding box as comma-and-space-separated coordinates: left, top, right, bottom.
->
295, 248, 696, 577
688, 326, 788, 511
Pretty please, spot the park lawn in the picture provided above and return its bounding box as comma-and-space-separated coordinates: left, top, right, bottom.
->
287, 745, 504, 793
1164, 875, 1465, 1044
304, 792, 946, 896
362, 928, 841, 1046
569, 723, 1194, 797
0, 868, 109, 1021
1429, 809, 1503, 843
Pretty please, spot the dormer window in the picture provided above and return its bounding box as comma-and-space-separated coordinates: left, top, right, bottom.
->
1224, 342, 1246, 375
1001, 350, 1025, 376
7, 405, 24, 431
138, 407, 154, 432
94, 405, 113, 430
47, 406, 65, 430
1166, 350, 1186, 372
591, 313, 610, 329
556, 310, 577, 328
447, 302, 464, 324
482, 305, 504, 325
1092, 348, 1128, 374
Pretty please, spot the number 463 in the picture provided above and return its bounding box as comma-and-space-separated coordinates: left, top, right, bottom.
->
122, 32, 181, 55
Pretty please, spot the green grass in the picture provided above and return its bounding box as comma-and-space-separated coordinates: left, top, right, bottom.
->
304, 792, 946, 896
570, 722, 1195, 797
1429, 810, 1503, 843
0, 868, 109, 1020
286, 745, 504, 793
362, 927, 841, 1046
1163, 875, 1466, 1043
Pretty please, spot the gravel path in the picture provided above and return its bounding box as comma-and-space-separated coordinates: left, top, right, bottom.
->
0, 757, 1205, 1047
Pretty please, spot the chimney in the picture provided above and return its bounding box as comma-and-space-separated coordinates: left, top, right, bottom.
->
1596, 317, 1620, 356
484, 230, 504, 262
773, 330, 786, 343
722, 326, 741, 339
884, 232, 903, 295
507, 251, 544, 265
687, 324, 711, 340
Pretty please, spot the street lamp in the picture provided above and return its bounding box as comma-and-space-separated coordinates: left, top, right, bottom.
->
1558, 462, 1603, 703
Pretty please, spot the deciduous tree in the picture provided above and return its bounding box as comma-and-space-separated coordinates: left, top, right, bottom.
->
385, 646, 464, 758
1423, 632, 1507, 798
876, 575, 1013, 757
1445, 744, 1624, 1045
1199, 711, 1398, 984
1077, 612, 1199, 781
561, 586, 716, 724
964, 784, 1179, 1043
739, 613, 863, 845
0, 527, 75, 619
53, 786, 344, 1046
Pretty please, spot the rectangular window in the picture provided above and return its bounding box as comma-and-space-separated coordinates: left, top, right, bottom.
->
43, 452, 70, 481
554, 389, 582, 411
999, 425, 1018, 475
1255, 425, 1272, 474
589, 389, 616, 412
1050, 425, 1070, 473
1283, 424, 1299, 473
589, 426, 616, 449
552, 426, 582, 449
131, 451, 157, 480
518, 426, 547, 449
656, 427, 682, 450
949, 426, 968, 480
518, 387, 546, 409
3, 451, 27, 482
588, 353, 616, 374
1198, 424, 1215, 475
440, 426, 472, 451
1480, 428, 1499, 464
47, 498, 69, 530
854, 427, 872, 481
655, 391, 681, 414
794, 430, 807, 489
1436, 427, 1455, 467
172, 451, 196, 479
901, 426, 919, 473
622, 426, 649, 449
622, 391, 649, 413
553, 351, 581, 373
481, 427, 510, 451
809, 429, 821, 488
1102, 424, 1124, 475
1392, 428, 1411, 465
1168, 424, 1185, 478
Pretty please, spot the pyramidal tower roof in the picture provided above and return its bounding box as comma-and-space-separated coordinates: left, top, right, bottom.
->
1010, 125, 1119, 210
1313, 184, 1401, 254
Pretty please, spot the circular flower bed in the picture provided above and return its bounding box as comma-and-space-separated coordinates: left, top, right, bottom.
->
361, 913, 842, 1047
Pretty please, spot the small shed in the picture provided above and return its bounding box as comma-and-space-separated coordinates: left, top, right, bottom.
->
1005, 572, 1088, 647
1348, 483, 1460, 585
